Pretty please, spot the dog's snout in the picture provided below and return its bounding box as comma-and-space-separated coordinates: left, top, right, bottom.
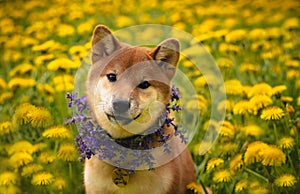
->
112, 99, 130, 114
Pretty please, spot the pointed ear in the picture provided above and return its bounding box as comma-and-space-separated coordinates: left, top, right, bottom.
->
91, 25, 120, 64
150, 38, 180, 79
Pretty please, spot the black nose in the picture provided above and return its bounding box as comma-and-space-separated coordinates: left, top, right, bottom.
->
112, 99, 130, 114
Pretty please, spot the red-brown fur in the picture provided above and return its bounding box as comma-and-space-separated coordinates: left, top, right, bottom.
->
84, 25, 196, 194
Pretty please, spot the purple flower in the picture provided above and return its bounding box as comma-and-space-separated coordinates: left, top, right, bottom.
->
171, 85, 181, 101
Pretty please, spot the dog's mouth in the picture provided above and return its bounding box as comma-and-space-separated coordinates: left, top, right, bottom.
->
106, 113, 141, 125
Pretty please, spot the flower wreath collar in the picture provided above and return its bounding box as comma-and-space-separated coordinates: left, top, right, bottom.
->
66, 85, 187, 171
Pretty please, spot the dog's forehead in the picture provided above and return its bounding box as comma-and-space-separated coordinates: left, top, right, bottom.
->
104, 47, 154, 73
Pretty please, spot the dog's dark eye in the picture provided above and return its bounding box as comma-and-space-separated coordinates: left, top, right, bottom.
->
107, 73, 117, 82
138, 80, 151, 89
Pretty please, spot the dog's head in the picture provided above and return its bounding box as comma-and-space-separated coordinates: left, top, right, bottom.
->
86, 25, 180, 138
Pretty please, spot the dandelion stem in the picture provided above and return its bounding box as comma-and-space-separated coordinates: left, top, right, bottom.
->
287, 154, 296, 173
69, 162, 72, 179
272, 122, 278, 143
54, 141, 59, 153
199, 179, 209, 194
245, 167, 269, 183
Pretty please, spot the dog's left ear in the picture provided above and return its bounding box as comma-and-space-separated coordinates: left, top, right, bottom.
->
150, 38, 180, 79
91, 25, 121, 64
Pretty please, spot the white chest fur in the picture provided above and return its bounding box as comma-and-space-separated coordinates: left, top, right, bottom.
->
84, 157, 174, 194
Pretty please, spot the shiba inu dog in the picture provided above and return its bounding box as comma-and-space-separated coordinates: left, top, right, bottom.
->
84, 25, 196, 194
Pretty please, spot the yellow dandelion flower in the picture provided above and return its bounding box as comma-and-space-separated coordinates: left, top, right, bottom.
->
287, 69, 299, 79
0, 171, 18, 186
285, 59, 299, 68
187, 99, 202, 112
10, 152, 33, 168
55, 82, 74, 92
230, 154, 243, 171
217, 100, 234, 113
47, 58, 78, 71
221, 120, 235, 129
249, 95, 273, 112
235, 180, 248, 192
217, 57, 233, 68
33, 143, 48, 152
249, 28, 267, 40
20, 95, 31, 103
31, 172, 54, 186
193, 141, 214, 156
213, 169, 232, 183
42, 126, 72, 140
77, 18, 96, 36
297, 97, 300, 106
21, 36, 38, 47
224, 79, 243, 95
52, 75, 74, 92
8, 77, 36, 89
286, 104, 295, 114
9, 63, 36, 77
248, 83, 273, 98
240, 63, 259, 73
242, 85, 252, 97
220, 125, 235, 138
57, 143, 77, 162
266, 27, 281, 39
182, 60, 193, 68
283, 17, 299, 30
56, 24, 75, 37
260, 106, 285, 120
248, 180, 260, 189
259, 145, 286, 166
0, 185, 21, 194
233, 100, 250, 115
186, 182, 203, 194
283, 41, 295, 49
21, 164, 43, 177
37, 83, 55, 95
0, 91, 14, 104
0, 121, 14, 136
116, 15, 134, 28
241, 125, 263, 137
38, 151, 56, 164
244, 141, 268, 165
251, 186, 269, 194
220, 142, 238, 155
27, 106, 52, 128
225, 29, 247, 42
32, 40, 57, 52
194, 76, 207, 87
69, 45, 88, 59
34, 53, 54, 66
54, 177, 66, 190
13, 103, 36, 125
84, 41, 91, 50
0, 78, 7, 90
251, 40, 271, 51
281, 96, 293, 103
274, 174, 297, 187
206, 158, 224, 171
194, 95, 208, 113
272, 85, 287, 95
7, 140, 35, 155
279, 137, 295, 149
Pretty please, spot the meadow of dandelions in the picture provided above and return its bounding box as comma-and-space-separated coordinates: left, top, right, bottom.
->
0, 0, 299, 193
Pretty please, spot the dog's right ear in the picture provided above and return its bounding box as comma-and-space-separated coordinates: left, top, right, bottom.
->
91, 25, 120, 64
